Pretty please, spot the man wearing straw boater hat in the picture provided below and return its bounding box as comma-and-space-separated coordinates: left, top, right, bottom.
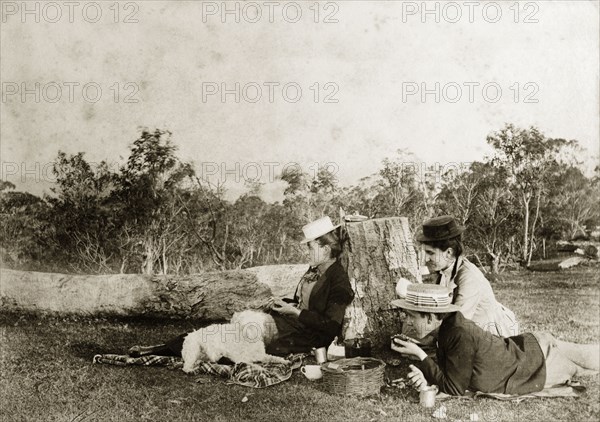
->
390, 284, 600, 396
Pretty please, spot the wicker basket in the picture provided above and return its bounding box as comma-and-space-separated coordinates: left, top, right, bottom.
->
321, 357, 386, 396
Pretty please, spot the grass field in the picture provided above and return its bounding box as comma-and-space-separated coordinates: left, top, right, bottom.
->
1, 267, 599, 421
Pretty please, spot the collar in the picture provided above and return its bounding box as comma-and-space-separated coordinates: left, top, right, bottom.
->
438, 256, 464, 280
316, 259, 336, 275
437, 256, 464, 290
439, 261, 454, 281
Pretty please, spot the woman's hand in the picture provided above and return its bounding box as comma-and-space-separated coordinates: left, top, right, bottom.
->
263, 297, 275, 310
391, 338, 428, 361
271, 298, 301, 317
407, 364, 428, 390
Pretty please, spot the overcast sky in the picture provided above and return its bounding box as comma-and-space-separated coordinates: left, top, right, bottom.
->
1, 1, 598, 201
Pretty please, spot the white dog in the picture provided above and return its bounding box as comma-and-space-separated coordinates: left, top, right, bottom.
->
181, 310, 288, 373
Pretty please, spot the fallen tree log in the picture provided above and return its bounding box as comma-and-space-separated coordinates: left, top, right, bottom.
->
0, 265, 307, 320
558, 256, 587, 269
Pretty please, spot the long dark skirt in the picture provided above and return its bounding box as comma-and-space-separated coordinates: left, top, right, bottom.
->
265, 313, 328, 355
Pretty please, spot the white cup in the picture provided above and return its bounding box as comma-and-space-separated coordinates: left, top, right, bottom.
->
301, 365, 323, 380
395, 278, 412, 298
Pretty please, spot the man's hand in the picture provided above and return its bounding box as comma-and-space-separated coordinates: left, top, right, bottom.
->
407, 364, 428, 390
271, 298, 301, 317
391, 337, 428, 361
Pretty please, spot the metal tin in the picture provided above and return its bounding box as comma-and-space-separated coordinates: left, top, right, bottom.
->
314, 347, 328, 364
419, 385, 438, 408
344, 338, 372, 358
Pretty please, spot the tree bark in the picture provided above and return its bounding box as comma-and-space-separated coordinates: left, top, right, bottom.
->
522, 193, 531, 262
340, 217, 421, 348
491, 252, 501, 274
527, 190, 542, 266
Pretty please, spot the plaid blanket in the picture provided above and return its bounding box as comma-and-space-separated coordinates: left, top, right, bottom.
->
93, 354, 183, 368
93, 353, 307, 388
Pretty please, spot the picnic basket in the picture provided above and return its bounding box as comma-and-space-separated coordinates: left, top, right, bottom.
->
321, 357, 386, 396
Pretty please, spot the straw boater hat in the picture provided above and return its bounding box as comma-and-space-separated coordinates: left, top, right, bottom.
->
416, 215, 465, 242
300, 216, 340, 243
391, 284, 460, 313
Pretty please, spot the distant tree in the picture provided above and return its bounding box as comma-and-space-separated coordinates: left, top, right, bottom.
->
376, 151, 420, 217
487, 124, 572, 265
543, 164, 599, 240
339, 175, 380, 218
280, 165, 308, 196
0, 180, 16, 192
0, 185, 55, 270
262, 202, 305, 264
228, 194, 269, 268
434, 162, 481, 226
47, 152, 120, 273
368, 150, 433, 231
280, 163, 342, 222
115, 129, 196, 274
469, 164, 520, 272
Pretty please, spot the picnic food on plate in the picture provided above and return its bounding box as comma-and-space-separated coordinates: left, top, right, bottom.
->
392, 334, 421, 344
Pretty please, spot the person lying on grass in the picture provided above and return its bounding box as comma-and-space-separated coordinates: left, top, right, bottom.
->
390, 284, 599, 396
128, 216, 354, 358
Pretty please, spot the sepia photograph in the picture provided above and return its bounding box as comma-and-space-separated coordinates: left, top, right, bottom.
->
1, 1, 599, 421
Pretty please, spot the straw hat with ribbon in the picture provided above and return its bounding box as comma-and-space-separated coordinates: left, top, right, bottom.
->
391, 284, 460, 313
300, 216, 341, 243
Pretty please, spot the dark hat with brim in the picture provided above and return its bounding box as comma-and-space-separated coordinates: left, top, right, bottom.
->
390, 284, 460, 313
416, 215, 465, 242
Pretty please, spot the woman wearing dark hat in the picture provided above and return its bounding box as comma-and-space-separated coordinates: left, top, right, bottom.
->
390, 284, 599, 396
416, 215, 517, 337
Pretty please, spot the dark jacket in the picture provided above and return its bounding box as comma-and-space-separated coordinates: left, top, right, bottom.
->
268, 260, 353, 354
418, 312, 546, 396
296, 260, 354, 343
